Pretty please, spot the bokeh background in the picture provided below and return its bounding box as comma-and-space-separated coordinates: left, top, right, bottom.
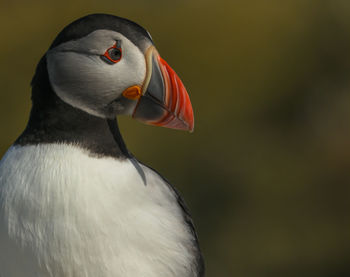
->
1, 0, 350, 276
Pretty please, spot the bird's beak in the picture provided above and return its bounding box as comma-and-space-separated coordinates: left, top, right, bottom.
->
123, 46, 194, 132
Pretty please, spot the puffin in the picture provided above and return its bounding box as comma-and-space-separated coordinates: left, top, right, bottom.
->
0, 14, 204, 277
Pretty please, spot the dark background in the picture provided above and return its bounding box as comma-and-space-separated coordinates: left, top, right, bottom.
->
1, 1, 350, 276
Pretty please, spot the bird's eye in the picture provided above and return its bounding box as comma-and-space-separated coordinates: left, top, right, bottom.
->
101, 43, 122, 64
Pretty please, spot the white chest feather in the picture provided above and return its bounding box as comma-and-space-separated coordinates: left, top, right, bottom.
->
0, 144, 197, 277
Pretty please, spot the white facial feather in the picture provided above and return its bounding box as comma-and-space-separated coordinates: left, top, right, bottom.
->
46, 30, 148, 118
0, 144, 198, 277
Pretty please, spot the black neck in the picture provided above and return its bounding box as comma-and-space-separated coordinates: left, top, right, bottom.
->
15, 56, 129, 159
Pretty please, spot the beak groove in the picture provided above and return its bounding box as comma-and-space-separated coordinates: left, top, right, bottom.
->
132, 46, 194, 132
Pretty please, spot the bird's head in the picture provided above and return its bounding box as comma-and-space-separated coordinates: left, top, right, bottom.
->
42, 14, 194, 131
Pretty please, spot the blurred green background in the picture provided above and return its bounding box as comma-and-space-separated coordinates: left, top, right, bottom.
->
1, 0, 350, 276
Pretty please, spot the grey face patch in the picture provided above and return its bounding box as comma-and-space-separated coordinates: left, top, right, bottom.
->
46, 30, 150, 118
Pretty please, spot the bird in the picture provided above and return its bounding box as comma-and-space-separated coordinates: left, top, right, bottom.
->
0, 14, 204, 277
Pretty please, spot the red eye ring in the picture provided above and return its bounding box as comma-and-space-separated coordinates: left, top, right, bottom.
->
102, 43, 122, 63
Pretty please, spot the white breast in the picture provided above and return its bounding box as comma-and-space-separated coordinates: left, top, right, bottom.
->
0, 144, 197, 277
